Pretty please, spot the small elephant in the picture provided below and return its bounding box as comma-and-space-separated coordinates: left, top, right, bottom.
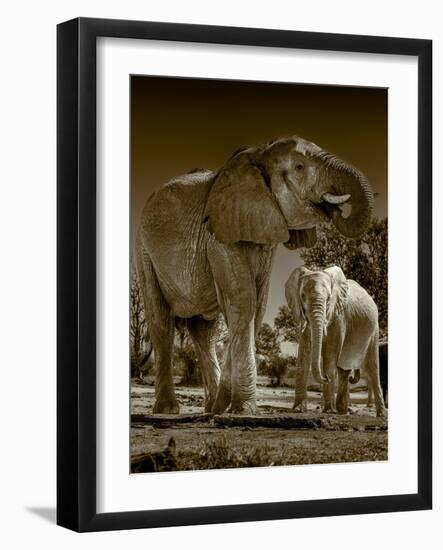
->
136, 136, 374, 415
285, 265, 386, 417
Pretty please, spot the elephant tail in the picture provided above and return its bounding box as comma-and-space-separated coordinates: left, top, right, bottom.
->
349, 369, 360, 384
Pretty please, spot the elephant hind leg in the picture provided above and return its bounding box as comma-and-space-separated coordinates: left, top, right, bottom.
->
365, 337, 386, 418
366, 378, 374, 407
211, 347, 232, 414
187, 316, 221, 412
322, 360, 338, 413
293, 365, 308, 412
136, 248, 178, 414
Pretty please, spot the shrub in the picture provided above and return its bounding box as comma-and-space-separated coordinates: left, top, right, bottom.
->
178, 435, 288, 470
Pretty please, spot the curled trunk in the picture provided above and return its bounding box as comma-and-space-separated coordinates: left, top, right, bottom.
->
319, 153, 374, 238
349, 369, 360, 384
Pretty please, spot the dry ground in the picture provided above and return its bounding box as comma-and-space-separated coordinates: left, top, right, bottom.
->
130, 379, 388, 472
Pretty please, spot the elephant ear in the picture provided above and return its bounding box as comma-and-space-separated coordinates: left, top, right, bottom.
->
285, 266, 311, 327
204, 161, 289, 244
324, 266, 349, 322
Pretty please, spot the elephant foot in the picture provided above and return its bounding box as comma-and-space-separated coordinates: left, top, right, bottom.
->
376, 408, 387, 419
292, 401, 307, 413
204, 396, 216, 413
212, 384, 231, 414
228, 399, 256, 415
153, 393, 180, 414
323, 406, 337, 414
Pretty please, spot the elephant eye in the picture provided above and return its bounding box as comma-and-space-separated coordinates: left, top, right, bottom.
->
295, 163, 304, 172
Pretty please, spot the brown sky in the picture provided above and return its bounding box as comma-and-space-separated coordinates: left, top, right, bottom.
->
131, 76, 387, 331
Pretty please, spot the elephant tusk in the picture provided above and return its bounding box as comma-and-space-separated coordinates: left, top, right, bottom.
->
322, 192, 351, 205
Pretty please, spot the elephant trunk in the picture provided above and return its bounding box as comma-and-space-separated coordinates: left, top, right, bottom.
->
320, 153, 374, 238
309, 300, 328, 384
349, 369, 360, 384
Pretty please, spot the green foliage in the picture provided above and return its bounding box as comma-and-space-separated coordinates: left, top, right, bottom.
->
300, 218, 388, 338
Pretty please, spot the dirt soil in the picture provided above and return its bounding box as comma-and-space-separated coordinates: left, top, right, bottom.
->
131, 380, 388, 471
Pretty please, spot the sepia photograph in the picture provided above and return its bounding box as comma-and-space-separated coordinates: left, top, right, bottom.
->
130, 75, 388, 473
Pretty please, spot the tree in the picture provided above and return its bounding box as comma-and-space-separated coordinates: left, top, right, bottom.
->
300, 218, 388, 337
274, 305, 300, 344
267, 355, 296, 387
255, 323, 289, 385
256, 323, 280, 361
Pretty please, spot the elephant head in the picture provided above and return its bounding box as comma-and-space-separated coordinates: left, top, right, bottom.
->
204, 136, 373, 247
285, 265, 349, 383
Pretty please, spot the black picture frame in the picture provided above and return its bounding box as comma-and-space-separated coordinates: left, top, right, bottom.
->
57, 17, 432, 532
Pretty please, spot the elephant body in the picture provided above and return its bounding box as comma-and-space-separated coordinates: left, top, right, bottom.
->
136, 170, 276, 413
326, 280, 379, 372
286, 266, 386, 417
138, 170, 220, 321
136, 137, 374, 415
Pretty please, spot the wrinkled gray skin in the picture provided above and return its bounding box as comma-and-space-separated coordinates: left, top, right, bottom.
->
135, 136, 374, 415
286, 266, 386, 418
365, 341, 388, 408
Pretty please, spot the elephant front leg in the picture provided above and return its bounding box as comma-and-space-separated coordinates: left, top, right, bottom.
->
229, 320, 257, 414
322, 365, 337, 413
293, 365, 308, 412
208, 242, 259, 415
187, 316, 221, 412
213, 328, 256, 415
322, 381, 336, 413
336, 366, 350, 415
212, 349, 232, 414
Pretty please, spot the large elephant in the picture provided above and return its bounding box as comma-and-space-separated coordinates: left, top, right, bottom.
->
286, 266, 386, 417
135, 136, 374, 415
